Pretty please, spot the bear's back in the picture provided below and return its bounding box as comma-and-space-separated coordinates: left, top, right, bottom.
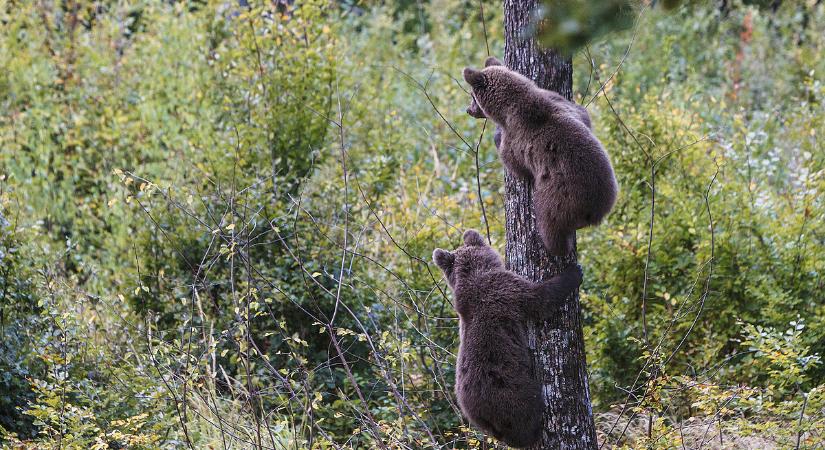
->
455, 271, 533, 378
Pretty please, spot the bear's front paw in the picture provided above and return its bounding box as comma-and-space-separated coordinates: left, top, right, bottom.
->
561, 264, 583, 288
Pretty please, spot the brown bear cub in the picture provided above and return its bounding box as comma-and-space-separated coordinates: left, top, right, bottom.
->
464, 57, 617, 256
432, 230, 583, 448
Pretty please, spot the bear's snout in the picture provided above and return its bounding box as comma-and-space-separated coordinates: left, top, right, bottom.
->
466, 96, 487, 119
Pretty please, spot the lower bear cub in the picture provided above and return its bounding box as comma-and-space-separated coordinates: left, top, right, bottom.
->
433, 230, 583, 447
464, 57, 618, 256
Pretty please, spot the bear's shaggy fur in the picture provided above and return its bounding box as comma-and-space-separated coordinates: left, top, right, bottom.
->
464, 57, 617, 256
432, 230, 583, 447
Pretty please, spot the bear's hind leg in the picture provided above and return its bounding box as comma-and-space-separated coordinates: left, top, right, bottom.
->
534, 182, 577, 256
498, 410, 542, 448
474, 416, 504, 443
538, 226, 575, 257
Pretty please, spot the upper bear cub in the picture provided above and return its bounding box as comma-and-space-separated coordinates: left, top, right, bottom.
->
433, 230, 583, 448
464, 57, 618, 256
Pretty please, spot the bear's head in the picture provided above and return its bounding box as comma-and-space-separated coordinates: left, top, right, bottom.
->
463, 56, 533, 126
433, 229, 503, 289
465, 56, 504, 119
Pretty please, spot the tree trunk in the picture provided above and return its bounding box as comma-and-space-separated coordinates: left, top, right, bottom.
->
502, 0, 598, 448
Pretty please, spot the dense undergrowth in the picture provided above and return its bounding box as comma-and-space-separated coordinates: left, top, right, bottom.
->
1, 0, 823, 448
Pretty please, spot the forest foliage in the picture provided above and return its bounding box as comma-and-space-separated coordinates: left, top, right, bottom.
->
1, 0, 824, 448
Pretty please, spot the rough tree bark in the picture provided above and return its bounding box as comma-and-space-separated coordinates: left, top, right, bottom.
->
502, 0, 598, 448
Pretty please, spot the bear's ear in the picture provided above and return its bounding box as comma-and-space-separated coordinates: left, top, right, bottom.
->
463, 68, 486, 90
432, 249, 455, 272
484, 56, 504, 67
463, 229, 486, 247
